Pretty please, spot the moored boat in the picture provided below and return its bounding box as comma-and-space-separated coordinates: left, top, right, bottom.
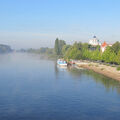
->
57, 59, 67, 66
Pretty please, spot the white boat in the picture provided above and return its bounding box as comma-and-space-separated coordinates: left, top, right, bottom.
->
57, 59, 67, 66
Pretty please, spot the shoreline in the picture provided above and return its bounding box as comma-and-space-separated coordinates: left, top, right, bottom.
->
74, 60, 120, 81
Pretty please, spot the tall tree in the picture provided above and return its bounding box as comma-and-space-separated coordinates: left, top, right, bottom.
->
59, 40, 66, 55
54, 38, 59, 55
54, 38, 66, 55
102, 46, 116, 63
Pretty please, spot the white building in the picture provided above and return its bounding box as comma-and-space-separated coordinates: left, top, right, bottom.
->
89, 36, 101, 46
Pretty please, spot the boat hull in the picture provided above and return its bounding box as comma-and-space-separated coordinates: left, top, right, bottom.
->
58, 63, 67, 66
57, 59, 67, 66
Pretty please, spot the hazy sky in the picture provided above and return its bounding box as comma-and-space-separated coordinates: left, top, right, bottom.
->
0, 0, 120, 49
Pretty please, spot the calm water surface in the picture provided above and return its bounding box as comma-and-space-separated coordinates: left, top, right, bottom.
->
0, 53, 120, 120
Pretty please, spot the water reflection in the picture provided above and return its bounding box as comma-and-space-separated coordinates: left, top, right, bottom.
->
55, 64, 120, 94
83, 70, 120, 94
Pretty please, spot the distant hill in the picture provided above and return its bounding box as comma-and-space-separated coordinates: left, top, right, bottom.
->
0, 44, 12, 53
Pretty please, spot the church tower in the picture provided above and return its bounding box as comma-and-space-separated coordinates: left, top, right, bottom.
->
89, 36, 101, 46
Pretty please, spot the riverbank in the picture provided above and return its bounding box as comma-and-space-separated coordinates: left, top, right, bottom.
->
75, 60, 120, 81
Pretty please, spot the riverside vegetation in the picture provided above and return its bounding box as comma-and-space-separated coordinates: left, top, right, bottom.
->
0, 44, 12, 53
27, 38, 120, 67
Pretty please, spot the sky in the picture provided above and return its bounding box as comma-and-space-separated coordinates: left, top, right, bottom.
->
0, 0, 120, 49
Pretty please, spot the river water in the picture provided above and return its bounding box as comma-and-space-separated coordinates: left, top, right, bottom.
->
0, 53, 120, 120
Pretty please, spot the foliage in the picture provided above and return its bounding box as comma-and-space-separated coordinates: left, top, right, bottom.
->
54, 38, 66, 55
62, 45, 71, 55
64, 42, 83, 60
27, 38, 120, 65
0, 44, 12, 53
117, 66, 120, 71
111, 41, 120, 54
102, 46, 116, 63
27, 47, 54, 55
54, 38, 59, 55
62, 41, 120, 65
115, 50, 120, 64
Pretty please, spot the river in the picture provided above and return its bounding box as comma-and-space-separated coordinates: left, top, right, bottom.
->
0, 53, 120, 120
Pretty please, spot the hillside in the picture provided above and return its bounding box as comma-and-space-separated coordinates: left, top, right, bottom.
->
0, 44, 12, 53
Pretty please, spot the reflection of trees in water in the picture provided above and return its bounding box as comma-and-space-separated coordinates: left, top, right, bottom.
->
67, 66, 83, 78
54, 63, 59, 78
83, 70, 120, 94
54, 64, 120, 94
68, 67, 120, 94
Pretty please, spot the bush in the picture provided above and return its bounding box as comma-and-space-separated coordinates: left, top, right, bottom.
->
117, 66, 120, 71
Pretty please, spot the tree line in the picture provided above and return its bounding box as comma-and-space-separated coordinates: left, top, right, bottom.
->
26, 38, 120, 65
0, 44, 12, 53
54, 38, 120, 65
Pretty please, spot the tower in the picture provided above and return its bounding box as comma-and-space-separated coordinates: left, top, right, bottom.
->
89, 36, 101, 46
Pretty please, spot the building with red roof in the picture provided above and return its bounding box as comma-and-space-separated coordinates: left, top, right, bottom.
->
101, 41, 112, 52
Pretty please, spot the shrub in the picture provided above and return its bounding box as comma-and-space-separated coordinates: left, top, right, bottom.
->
117, 66, 120, 71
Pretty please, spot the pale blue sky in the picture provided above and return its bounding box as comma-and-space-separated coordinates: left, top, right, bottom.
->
0, 0, 120, 49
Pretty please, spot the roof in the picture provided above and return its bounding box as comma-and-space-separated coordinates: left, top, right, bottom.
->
93, 36, 97, 38
101, 41, 107, 47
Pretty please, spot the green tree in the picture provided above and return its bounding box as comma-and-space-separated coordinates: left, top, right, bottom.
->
62, 45, 71, 55
115, 50, 120, 64
0, 44, 12, 53
102, 46, 116, 63
54, 38, 59, 55
59, 40, 66, 55
54, 38, 66, 55
111, 41, 120, 54
65, 47, 82, 59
